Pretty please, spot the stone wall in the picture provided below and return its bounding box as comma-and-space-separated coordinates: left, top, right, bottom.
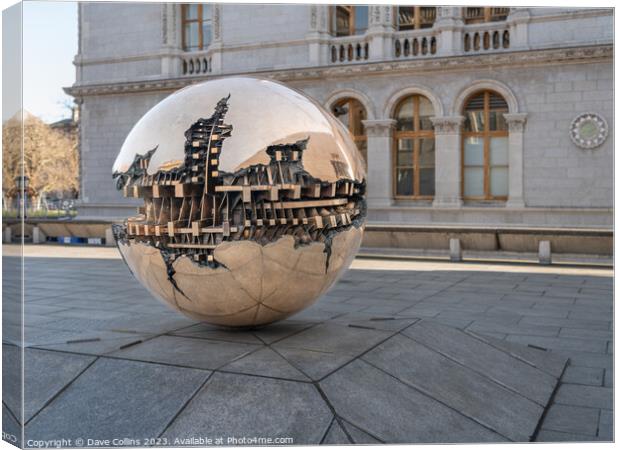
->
71, 5, 613, 227
79, 92, 170, 217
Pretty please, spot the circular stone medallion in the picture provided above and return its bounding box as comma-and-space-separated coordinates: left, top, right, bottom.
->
570, 113, 608, 149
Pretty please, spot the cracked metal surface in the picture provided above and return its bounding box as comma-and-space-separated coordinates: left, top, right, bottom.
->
112, 78, 366, 327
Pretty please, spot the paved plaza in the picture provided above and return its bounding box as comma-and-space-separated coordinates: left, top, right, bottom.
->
2, 245, 613, 446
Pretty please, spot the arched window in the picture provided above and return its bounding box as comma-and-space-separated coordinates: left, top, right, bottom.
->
182, 4, 212, 51
462, 90, 509, 200
397, 6, 436, 30
393, 95, 435, 198
332, 98, 367, 164
331, 6, 368, 36
463, 7, 509, 24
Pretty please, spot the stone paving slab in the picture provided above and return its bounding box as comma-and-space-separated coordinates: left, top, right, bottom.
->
401, 320, 560, 406
320, 359, 506, 443
2, 249, 613, 445
271, 346, 357, 381
536, 429, 606, 442
553, 383, 613, 410
169, 323, 264, 345
598, 410, 613, 440
220, 347, 310, 381
161, 372, 332, 445
542, 404, 600, 436
109, 335, 261, 370
25, 358, 210, 445
3, 345, 96, 423
362, 332, 544, 441
473, 334, 568, 378
32, 332, 154, 356
273, 322, 392, 355
249, 320, 316, 344
340, 420, 381, 444
3, 404, 22, 447
321, 420, 349, 444
562, 365, 605, 386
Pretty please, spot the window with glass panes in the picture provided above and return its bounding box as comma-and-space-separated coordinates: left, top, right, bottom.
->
332, 98, 368, 165
397, 6, 436, 30
182, 4, 212, 51
332, 6, 368, 36
463, 7, 509, 24
462, 90, 509, 200
393, 95, 435, 198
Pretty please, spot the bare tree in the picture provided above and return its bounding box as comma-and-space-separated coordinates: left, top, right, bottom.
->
2, 112, 79, 203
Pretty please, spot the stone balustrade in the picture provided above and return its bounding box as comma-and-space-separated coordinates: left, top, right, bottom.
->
329, 35, 370, 64
393, 29, 438, 59
463, 22, 511, 53
180, 51, 212, 76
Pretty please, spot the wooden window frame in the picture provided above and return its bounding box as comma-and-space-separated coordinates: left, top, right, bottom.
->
333, 98, 368, 164
331, 5, 368, 36
396, 6, 436, 30
461, 90, 509, 202
463, 7, 509, 24
182, 4, 212, 51
393, 95, 435, 200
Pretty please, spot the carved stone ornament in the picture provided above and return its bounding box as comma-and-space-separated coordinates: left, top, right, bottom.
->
430, 116, 464, 134
361, 119, 395, 137
310, 5, 317, 29
112, 77, 366, 327
570, 112, 608, 149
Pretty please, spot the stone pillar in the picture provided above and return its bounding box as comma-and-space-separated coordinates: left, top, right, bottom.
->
160, 3, 181, 77
208, 4, 223, 74
504, 113, 527, 208
306, 5, 330, 66
434, 7, 464, 56
367, 5, 395, 61
75, 3, 83, 84
507, 8, 531, 50
431, 116, 464, 208
362, 119, 395, 208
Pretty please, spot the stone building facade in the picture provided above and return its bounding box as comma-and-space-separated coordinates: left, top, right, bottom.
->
67, 5, 613, 228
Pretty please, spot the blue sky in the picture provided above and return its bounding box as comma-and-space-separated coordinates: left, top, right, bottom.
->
23, 1, 77, 123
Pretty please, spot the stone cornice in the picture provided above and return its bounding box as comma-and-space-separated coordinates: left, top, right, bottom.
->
64, 44, 612, 98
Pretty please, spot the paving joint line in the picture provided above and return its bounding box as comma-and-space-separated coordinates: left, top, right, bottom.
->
530, 359, 570, 442
156, 371, 215, 439
397, 327, 551, 408
311, 384, 356, 444
2, 400, 21, 426
24, 356, 100, 427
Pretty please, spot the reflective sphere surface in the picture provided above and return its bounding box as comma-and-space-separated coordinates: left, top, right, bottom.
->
113, 77, 366, 327
114, 77, 365, 183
